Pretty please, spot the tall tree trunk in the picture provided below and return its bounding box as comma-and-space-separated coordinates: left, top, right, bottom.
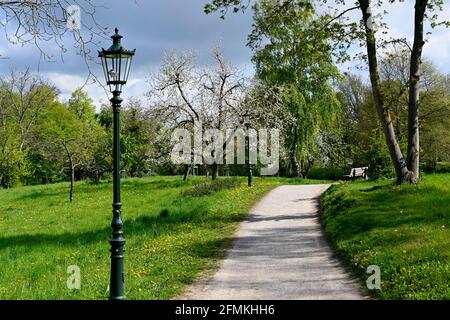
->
69, 163, 75, 203
359, 0, 412, 184
183, 165, 191, 182
407, 0, 428, 183
291, 149, 300, 177
95, 167, 100, 184
301, 159, 314, 178
290, 129, 300, 177
211, 163, 219, 181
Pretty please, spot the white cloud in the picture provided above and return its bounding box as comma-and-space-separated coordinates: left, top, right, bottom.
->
45, 70, 151, 110
45, 72, 108, 108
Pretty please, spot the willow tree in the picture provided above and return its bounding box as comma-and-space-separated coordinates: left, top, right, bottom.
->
205, 0, 449, 184
247, 0, 341, 177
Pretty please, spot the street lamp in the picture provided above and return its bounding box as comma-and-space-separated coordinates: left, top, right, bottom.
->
98, 28, 135, 300
243, 111, 253, 187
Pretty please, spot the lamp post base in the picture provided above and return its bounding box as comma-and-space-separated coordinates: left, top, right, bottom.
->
109, 236, 126, 300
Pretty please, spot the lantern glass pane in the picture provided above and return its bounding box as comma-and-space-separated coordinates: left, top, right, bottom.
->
117, 55, 121, 83
123, 56, 127, 83
101, 55, 108, 84
112, 57, 118, 82
124, 56, 133, 83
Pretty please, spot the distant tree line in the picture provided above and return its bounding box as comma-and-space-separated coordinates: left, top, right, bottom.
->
0, 71, 164, 200
1, 43, 449, 199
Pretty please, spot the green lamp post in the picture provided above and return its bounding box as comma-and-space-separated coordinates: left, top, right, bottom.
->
98, 28, 135, 300
243, 111, 253, 187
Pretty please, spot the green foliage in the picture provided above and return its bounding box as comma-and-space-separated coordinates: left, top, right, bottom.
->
205, 0, 450, 182
424, 162, 450, 174
0, 71, 58, 187
307, 167, 346, 181
96, 104, 114, 129
0, 122, 23, 188
181, 177, 242, 197
120, 100, 158, 177
34, 102, 84, 164
68, 88, 96, 122
339, 56, 450, 180
204, 0, 248, 18
435, 162, 450, 174
323, 174, 450, 299
419, 67, 450, 168
249, 0, 342, 176
360, 130, 394, 180
21, 153, 61, 185
0, 150, 24, 188
28, 90, 109, 199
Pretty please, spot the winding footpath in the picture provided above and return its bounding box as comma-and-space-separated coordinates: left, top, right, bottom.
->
183, 185, 366, 300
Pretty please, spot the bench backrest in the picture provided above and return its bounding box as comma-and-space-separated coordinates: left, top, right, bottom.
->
350, 167, 368, 177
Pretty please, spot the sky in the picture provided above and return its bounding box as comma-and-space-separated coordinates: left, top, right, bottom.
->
0, 0, 449, 107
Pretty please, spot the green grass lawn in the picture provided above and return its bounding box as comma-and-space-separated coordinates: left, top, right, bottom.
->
0, 176, 328, 300
323, 174, 450, 300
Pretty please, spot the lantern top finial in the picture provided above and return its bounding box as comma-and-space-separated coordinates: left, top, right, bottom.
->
111, 28, 123, 47
99, 27, 135, 56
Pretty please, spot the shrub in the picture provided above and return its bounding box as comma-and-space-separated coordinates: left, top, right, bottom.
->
361, 136, 394, 180
436, 162, 450, 174
0, 152, 24, 188
182, 177, 242, 197
307, 167, 346, 181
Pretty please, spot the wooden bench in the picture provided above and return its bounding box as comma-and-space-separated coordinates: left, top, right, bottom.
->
343, 167, 368, 181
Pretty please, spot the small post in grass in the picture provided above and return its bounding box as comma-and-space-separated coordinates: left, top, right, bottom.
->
243, 111, 253, 187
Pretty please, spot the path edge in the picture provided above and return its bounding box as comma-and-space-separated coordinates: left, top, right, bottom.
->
318, 184, 372, 299
174, 185, 282, 300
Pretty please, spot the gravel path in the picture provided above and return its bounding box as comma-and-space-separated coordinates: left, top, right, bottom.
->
183, 185, 366, 300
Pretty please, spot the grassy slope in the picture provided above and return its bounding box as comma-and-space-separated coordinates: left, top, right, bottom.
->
0, 176, 329, 300
323, 174, 450, 300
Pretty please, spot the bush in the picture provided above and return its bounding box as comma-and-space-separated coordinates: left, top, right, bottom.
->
424, 162, 450, 174
436, 162, 450, 174
182, 177, 242, 197
21, 153, 59, 185
307, 167, 346, 181
360, 135, 394, 180
0, 164, 21, 188
0, 152, 24, 188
